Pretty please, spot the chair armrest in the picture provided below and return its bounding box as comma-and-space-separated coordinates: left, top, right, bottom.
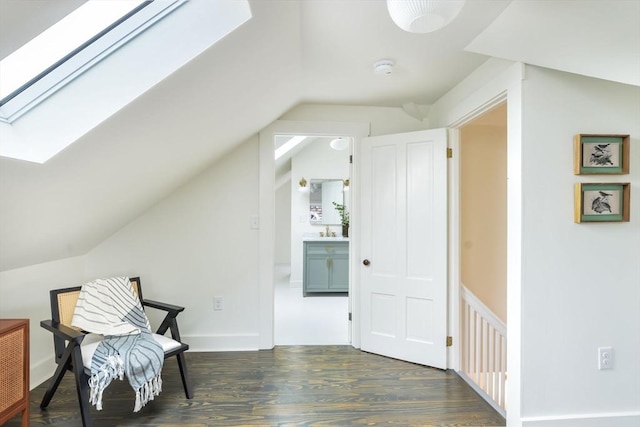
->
41, 319, 86, 344
141, 299, 186, 340
142, 299, 185, 314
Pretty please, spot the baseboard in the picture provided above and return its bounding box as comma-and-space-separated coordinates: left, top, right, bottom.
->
521, 411, 640, 427
457, 371, 506, 418
183, 333, 260, 351
30, 356, 56, 390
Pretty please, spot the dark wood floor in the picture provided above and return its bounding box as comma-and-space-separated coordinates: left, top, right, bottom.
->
7, 346, 505, 426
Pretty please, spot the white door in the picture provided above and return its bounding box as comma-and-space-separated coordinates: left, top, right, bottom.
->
359, 129, 448, 368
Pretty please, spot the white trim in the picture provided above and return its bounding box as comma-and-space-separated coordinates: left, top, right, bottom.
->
521, 412, 640, 427
461, 284, 506, 336
259, 120, 370, 350
30, 357, 56, 391
447, 127, 461, 371
458, 370, 506, 418
181, 333, 260, 352
430, 59, 524, 424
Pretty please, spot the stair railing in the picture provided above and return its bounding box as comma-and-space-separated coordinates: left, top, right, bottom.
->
460, 284, 507, 416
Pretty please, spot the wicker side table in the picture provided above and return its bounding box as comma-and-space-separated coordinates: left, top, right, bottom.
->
0, 319, 29, 427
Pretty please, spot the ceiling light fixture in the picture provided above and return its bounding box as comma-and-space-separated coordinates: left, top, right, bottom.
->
386, 0, 466, 33
329, 137, 349, 151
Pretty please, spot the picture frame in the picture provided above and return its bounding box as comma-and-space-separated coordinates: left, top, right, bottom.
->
573, 134, 629, 175
574, 182, 630, 223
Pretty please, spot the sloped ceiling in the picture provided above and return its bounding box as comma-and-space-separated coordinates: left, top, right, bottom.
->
466, 0, 640, 86
0, 0, 638, 271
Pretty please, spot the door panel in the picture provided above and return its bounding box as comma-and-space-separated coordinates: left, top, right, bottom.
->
359, 129, 448, 368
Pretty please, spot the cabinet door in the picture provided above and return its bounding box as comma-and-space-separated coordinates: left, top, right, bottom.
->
329, 255, 349, 291
305, 254, 331, 292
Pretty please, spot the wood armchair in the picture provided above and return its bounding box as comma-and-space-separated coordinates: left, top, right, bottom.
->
39, 277, 193, 427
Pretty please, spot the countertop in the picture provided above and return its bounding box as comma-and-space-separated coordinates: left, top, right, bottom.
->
302, 237, 349, 242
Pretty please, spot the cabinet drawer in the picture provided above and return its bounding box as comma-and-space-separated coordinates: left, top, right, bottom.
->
304, 242, 349, 256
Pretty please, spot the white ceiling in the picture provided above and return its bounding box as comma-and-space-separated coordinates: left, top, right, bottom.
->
0, 0, 638, 271
466, 0, 640, 87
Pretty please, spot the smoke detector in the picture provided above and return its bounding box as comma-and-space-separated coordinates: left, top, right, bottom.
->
374, 59, 394, 75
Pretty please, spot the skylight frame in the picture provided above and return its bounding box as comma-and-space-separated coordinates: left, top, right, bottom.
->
0, 0, 187, 124
0, 0, 150, 105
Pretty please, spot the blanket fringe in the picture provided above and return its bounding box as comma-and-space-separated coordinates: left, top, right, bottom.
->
134, 375, 163, 412
89, 355, 125, 411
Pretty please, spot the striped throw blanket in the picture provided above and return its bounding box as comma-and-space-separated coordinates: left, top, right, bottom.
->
71, 277, 164, 412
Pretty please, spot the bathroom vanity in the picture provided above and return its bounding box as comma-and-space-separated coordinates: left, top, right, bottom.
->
303, 239, 349, 296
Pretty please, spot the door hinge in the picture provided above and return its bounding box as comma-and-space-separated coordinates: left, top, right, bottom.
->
348, 312, 352, 321
446, 336, 453, 347
349, 154, 353, 164
446, 148, 453, 158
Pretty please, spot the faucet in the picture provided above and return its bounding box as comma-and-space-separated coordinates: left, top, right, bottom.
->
325, 225, 330, 237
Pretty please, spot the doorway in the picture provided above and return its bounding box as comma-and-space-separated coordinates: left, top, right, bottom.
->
273, 134, 351, 345
457, 102, 508, 416
258, 121, 369, 350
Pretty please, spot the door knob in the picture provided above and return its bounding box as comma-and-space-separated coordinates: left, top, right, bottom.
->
362, 259, 370, 266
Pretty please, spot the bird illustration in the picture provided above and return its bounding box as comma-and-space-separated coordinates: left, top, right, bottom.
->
590, 144, 613, 166
591, 192, 612, 214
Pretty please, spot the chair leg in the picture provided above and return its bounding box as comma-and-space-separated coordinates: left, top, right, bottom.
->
71, 345, 93, 427
41, 346, 73, 409
176, 352, 193, 399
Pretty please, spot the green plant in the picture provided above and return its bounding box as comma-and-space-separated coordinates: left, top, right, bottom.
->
332, 202, 349, 227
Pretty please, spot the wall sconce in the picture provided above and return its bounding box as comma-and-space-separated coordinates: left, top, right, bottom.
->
343, 179, 350, 192
298, 177, 308, 192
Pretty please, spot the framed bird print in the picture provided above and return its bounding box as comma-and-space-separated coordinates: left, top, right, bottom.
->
574, 134, 629, 175
574, 183, 630, 223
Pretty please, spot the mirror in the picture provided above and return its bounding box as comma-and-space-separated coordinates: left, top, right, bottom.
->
309, 179, 343, 225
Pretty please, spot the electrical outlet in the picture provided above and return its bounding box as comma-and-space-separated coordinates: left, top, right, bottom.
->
213, 296, 223, 311
598, 346, 613, 370
250, 215, 259, 230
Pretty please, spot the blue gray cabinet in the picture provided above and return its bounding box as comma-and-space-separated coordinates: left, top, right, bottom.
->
303, 240, 349, 296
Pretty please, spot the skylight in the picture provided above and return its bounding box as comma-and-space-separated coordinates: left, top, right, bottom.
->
0, 0, 252, 164
0, 0, 147, 102
0, 0, 188, 124
275, 136, 308, 160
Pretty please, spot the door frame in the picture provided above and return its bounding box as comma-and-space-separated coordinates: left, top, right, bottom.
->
431, 61, 524, 422
446, 94, 508, 371
258, 120, 370, 350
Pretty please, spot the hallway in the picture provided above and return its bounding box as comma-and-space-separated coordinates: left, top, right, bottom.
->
274, 264, 349, 345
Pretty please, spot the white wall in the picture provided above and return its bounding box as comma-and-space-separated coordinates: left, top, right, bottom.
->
0, 255, 86, 388
86, 137, 261, 351
81, 104, 428, 354
518, 66, 640, 426
282, 104, 430, 136
431, 60, 640, 426
274, 182, 291, 265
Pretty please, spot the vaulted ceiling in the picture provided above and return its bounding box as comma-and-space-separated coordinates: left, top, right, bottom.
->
0, 0, 638, 271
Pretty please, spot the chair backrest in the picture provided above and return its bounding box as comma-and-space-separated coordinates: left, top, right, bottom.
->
50, 277, 142, 361
51, 277, 142, 327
